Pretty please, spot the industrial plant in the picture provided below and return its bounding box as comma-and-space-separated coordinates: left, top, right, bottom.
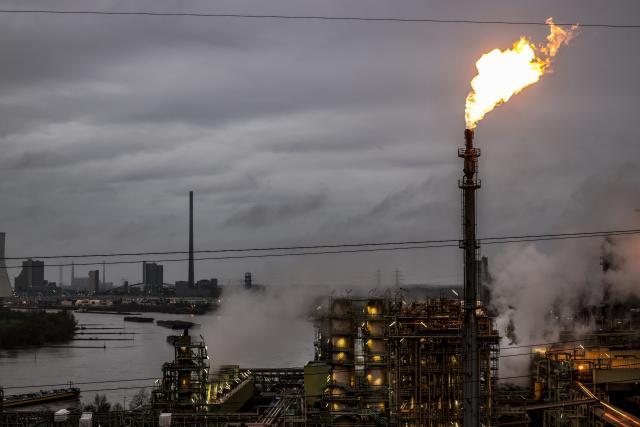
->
5, 119, 640, 427
307, 296, 499, 425
3, 10, 640, 427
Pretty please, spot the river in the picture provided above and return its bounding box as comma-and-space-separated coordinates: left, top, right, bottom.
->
0, 302, 315, 410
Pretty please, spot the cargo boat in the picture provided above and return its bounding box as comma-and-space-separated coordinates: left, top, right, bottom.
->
124, 316, 154, 323
2, 387, 80, 408
156, 320, 195, 330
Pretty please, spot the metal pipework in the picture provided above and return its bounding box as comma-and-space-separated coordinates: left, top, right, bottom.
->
459, 128, 480, 427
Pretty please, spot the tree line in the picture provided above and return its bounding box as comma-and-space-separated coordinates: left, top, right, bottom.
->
0, 309, 76, 347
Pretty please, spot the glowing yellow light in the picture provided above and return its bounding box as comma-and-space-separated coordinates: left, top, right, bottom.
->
465, 17, 577, 129
533, 347, 547, 355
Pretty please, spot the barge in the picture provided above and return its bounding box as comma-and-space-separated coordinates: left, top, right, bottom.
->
2, 387, 80, 408
124, 316, 154, 323
156, 320, 195, 330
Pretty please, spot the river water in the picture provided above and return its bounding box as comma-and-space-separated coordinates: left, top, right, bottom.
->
0, 303, 315, 410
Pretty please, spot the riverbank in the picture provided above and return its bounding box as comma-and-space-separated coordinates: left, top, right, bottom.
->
0, 309, 76, 348
0, 309, 313, 406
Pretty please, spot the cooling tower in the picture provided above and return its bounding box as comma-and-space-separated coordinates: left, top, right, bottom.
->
0, 233, 13, 297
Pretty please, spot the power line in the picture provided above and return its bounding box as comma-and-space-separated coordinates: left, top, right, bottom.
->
2, 228, 639, 264
6, 358, 640, 405
0, 9, 631, 29
0, 238, 459, 261
500, 333, 640, 350
79, 384, 156, 394
3, 377, 159, 390
7, 334, 640, 390
481, 228, 640, 242
1, 243, 459, 269
483, 230, 640, 246
0, 352, 562, 391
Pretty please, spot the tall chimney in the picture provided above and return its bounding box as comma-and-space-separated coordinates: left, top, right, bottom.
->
0, 233, 12, 297
459, 128, 480, 427
189, 191, 194, 288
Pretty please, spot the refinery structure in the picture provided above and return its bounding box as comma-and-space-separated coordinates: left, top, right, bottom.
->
8, 289, 640, 426
5, 94, 640, 426
5, 16, 640, 427
308, 296, 499, 426
6, 124, 640, 426
4, 113, 640, 427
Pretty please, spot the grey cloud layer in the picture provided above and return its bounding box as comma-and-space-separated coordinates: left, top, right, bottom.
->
0, 0, 638, 294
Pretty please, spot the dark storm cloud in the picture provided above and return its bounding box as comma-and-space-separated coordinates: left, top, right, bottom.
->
0, 0, 638, 291
225, 193, 327, 228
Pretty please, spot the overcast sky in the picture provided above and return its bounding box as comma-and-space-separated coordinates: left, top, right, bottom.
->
1, 0, 639, 288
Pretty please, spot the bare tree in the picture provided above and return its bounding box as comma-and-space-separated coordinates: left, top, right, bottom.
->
83, 394, 111, 412
128, 388, 149, 410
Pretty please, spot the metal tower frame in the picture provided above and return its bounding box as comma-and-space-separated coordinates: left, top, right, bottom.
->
459, 128, 481, 427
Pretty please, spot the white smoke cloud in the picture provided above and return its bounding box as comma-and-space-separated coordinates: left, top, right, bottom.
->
489, 235, 640, 381
603, 237, 640, 300
200, 284, 327, 369
489, 240, 601, 380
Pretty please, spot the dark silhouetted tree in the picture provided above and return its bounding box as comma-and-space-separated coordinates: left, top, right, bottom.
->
83, 394, 111, 412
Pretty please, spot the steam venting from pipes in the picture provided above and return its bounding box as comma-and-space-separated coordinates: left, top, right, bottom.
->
489, 236, 640, 380
202, 285, 321, 367
465, 18, 578, 129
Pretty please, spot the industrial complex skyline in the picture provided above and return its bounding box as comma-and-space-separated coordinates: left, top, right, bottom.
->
2, 1, 640, 425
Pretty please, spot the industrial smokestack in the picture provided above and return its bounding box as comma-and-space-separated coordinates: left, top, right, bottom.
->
189, 191, 194, 288
459, 128, 480, 427
0, 233, 12, 297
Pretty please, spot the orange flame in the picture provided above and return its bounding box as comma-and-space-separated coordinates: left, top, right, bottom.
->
465, 18, 578, 129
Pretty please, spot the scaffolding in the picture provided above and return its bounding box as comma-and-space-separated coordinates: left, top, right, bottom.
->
388, 298, 499, 427
313, 296, 499, 426
152, 329, 210, 412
